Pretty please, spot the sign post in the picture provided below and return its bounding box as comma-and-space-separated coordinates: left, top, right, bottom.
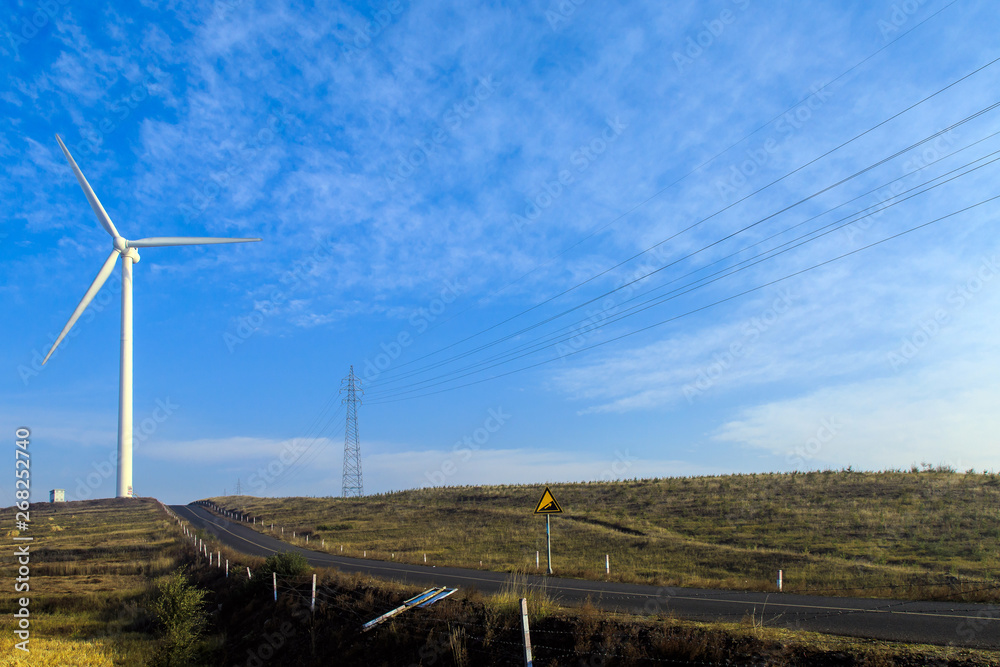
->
533, 487, 562, 575
546, 515, 552, 575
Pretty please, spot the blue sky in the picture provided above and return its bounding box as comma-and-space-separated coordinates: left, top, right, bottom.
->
2, 0, 999, 505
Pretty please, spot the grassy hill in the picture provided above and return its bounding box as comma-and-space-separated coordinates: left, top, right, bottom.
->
2, 488, 998, 665
209, 469, 1000, 601
0, 498, 187, 665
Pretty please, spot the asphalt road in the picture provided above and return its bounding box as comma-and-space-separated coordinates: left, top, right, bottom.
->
171, 503, 1000, 650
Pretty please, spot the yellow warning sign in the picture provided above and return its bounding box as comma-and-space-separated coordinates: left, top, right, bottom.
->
533, 487, 563, 514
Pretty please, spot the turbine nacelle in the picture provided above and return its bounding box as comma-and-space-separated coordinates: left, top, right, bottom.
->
114, 236, 139, 263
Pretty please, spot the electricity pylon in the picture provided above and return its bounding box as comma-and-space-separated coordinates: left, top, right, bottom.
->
341, 366, 364, 497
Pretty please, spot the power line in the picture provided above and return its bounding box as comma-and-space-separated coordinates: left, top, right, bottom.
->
367, 54, 1000, 388
366, 192, 1000, 404
365, 118, 1000, 397
287, 3, 971, 427
263, 402, 346, 496
364, 123, 1000, 400
370, 142, 1000, 394
368, 157, 1000, 402
409, 0, 964, 342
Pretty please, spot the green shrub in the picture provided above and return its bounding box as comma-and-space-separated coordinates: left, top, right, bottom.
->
317, 522, 353, 531
260, 551, 311, 577
150, 567, 207, 665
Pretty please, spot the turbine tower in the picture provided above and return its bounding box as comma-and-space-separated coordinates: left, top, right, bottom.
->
341, 366, 363, 497
43, 135, 260, 498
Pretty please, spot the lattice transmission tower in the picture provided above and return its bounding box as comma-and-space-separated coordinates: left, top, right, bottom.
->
341, 365, 364, 497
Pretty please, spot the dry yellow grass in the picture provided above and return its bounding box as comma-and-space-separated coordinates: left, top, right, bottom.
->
0, 615, 158, 667
0, 498, 188, 666
210, 470, 1000, 601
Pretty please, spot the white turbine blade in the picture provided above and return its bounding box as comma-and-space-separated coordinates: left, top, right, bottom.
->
55, 135, 122, 240
42, 249, 120, 365
128, 236, 261, 248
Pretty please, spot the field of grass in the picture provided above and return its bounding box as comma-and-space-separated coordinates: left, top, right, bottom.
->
209, 469, 1000, 601
1, 492, 998, 665
202, 564, 1000, 666
0, 498, 187, 665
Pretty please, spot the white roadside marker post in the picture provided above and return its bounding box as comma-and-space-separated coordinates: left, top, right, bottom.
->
520, 598, 533, 667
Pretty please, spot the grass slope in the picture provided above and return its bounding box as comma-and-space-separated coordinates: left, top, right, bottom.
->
1, 493, 997, 665
0, 498, 187, 665
209, 470, 1000, 601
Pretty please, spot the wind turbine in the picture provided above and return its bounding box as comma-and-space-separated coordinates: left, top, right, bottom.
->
43, 135, 261, 498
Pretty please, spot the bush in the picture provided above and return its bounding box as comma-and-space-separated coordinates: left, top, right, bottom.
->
150, 567, 207, 665
260, 551, 311, 578
317, 522, 353, 531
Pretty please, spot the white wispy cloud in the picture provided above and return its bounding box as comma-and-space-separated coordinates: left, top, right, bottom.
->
714, 357, 1000, 472
4, 1, 1000, 505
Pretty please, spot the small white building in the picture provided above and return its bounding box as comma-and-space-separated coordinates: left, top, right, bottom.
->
49, 489, 65, 503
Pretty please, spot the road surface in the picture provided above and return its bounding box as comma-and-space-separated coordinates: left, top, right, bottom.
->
170, 502, 999, 649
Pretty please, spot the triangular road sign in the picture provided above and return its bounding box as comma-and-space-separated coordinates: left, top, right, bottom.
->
534, 487, 563, 514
